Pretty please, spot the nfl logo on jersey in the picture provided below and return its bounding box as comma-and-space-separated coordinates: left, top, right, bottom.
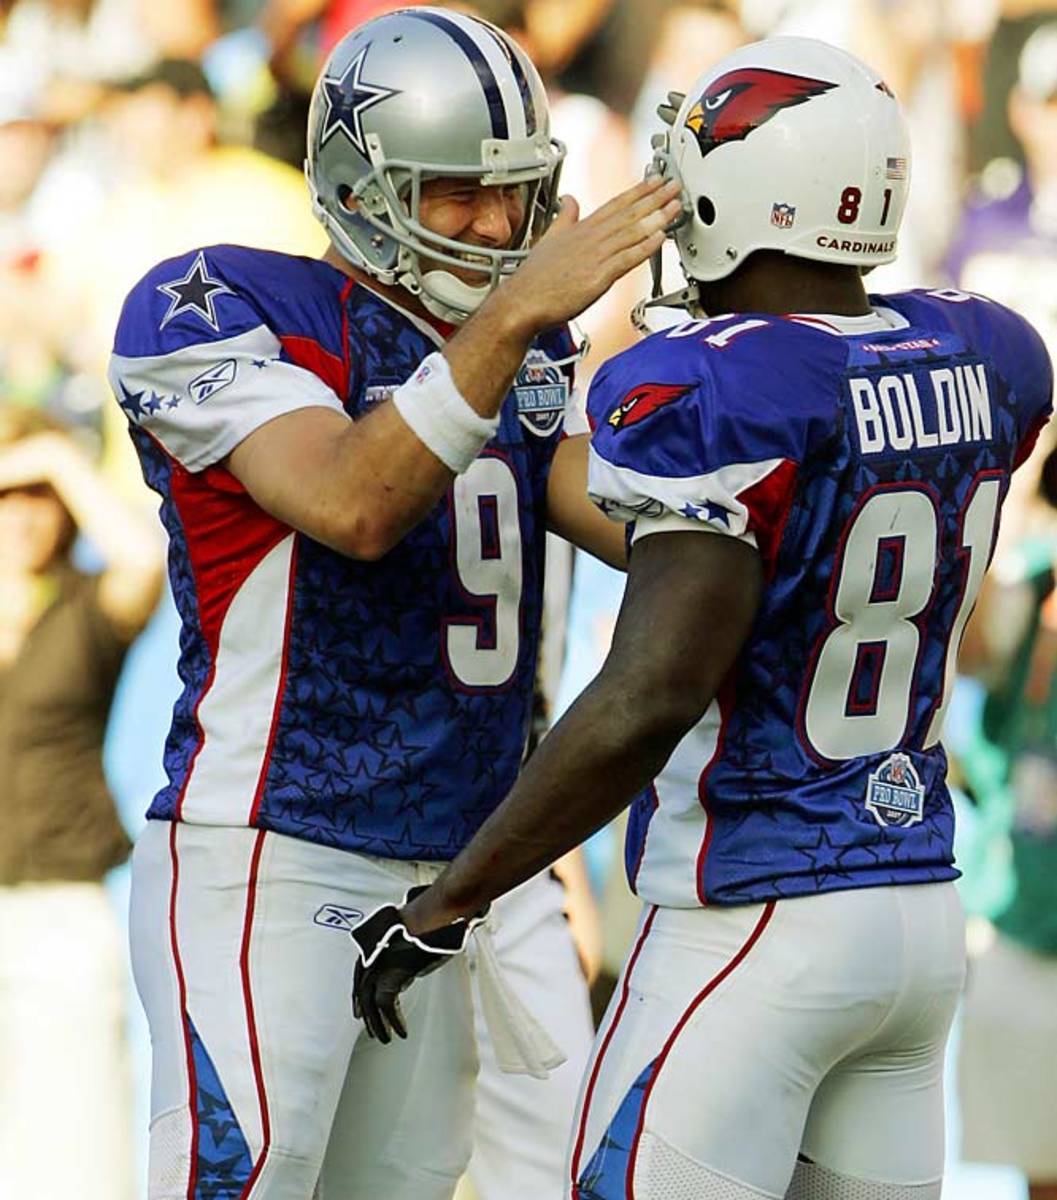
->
771, 202, 796, 229
865, 752, 926, 828
515, 349, 568, 437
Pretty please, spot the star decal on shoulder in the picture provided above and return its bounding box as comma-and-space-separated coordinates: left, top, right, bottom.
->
319, 43, 401, 157
156, 250, 233, 332
117, 380, 147, 420
118, 381, 179, 420
703, 499, 733, 526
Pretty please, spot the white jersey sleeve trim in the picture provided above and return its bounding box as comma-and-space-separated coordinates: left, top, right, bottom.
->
630, 512, 758, 549
562, 387, 590, 437
588, 445, 785, 539
108, 325, 347, 472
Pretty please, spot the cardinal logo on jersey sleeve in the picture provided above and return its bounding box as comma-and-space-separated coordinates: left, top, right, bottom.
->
606, 383, 692, 432
685, 68, 836, 158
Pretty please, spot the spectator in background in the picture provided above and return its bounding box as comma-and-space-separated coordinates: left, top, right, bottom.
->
955, 450, 1057, 1200
0, 404, 163, 1200
947, 22, 1057, 351
42, 58, 324, 486
50, 57, 324, 367
0, 87, 112, 426
0, 0, 158, 125
0, 102, 68, 411
945, 41, 1057, 1190
967, 0, 1057, 172
946, 22, 1057, 547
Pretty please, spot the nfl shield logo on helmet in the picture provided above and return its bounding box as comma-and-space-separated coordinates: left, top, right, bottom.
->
865, 752, 925, 828
515, 349, 568, 437
771, 202, 796, 229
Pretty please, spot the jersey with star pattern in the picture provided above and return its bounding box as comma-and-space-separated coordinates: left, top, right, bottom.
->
586, 290, 1052, 906
109, 244, 577, 859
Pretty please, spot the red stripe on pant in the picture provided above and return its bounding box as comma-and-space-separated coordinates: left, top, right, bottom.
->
624, 901, 777, 1198
239, 830, 271, 1199
570, 906, 659, 1198
167, 822, 200, 1200
169, 826, 272, 1200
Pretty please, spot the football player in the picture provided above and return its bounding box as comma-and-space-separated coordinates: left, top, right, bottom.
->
354, 36, 1054, 1200
115, 9, 680, 1199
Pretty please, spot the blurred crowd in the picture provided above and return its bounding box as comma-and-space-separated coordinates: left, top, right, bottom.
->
1, 1, 1056, 1198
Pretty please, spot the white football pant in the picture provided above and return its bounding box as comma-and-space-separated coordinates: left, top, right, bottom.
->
569, 883, 965, 1200
131, 820, 593, 1200
131, 821, 479, 1200
468, 868, 594, 1200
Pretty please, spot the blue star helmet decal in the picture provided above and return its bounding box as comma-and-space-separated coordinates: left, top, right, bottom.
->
319, 43, 401, 157
156, 251, 234, 332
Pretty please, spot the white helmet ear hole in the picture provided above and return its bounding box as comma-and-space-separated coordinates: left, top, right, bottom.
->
697, 196, 716, 226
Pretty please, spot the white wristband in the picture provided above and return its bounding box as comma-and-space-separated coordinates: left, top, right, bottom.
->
392, 353, 500, 474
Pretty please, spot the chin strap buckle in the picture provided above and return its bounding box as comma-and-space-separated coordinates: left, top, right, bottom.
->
631, 283, 703, 334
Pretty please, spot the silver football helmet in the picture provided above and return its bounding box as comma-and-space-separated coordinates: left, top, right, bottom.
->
306, 7, 564, 323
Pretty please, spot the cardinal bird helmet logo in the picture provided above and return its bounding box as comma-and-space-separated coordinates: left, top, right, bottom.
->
685, 68, 837, 159
607, 383, 692, 432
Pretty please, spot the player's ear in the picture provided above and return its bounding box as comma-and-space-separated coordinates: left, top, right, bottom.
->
339, 186, 358, 214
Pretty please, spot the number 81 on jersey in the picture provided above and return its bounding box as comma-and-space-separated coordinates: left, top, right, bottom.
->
801, 475, 1002, 762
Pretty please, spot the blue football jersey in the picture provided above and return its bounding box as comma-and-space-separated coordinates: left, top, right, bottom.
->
109, 244, 577, 859
587, 291, 1053, 906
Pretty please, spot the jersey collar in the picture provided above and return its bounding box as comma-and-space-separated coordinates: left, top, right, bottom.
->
351, 280, 454, 348
783, 307, 910, 336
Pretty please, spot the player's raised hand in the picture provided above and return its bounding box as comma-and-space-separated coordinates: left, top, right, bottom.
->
494, 176, 683, 335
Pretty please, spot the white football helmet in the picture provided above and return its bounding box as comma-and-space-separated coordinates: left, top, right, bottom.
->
305, 7, 564, 323
649, 37, 911, 312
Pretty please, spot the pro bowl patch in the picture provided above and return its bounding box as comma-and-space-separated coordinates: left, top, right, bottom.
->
865, 751, 925, 828
514, 349, 568, 437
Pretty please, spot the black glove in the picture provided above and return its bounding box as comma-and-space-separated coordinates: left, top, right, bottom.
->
351, 886, 487, 1044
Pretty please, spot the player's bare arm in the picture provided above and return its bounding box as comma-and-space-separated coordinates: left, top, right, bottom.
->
225, 178, 680, 560
352, 530, 761, 1040
545, 434, 627, 570
404, 530, 762, 932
